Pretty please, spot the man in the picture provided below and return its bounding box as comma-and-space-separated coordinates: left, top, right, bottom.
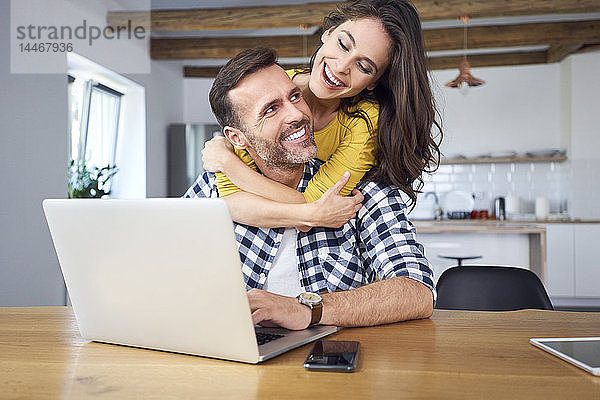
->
185, 48, 435, 330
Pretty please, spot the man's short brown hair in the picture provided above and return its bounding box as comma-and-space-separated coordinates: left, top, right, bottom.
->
209, 47, 278, 129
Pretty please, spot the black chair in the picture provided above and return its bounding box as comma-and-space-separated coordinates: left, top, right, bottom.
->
435, 266, 554, 311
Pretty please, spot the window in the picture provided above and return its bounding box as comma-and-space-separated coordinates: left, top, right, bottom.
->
67, 52, 147, 199
69, 78, 123, 169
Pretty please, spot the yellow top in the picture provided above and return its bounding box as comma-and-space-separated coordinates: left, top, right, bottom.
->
215, 70, 379, 202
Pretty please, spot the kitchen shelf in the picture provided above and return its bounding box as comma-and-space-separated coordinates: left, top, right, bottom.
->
440, 155, 567, 165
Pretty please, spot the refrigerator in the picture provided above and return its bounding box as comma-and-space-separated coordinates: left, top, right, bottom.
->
167, 123, 221, 197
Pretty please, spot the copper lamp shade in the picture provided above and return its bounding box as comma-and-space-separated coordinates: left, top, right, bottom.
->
445, 59, 485, 88
445, 16, 485, 91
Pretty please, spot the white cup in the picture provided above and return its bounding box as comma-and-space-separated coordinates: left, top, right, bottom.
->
535, 197, 550, 220
506, 195, 521, 216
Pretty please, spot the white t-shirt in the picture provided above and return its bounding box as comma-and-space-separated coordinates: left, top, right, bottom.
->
263, 227, 303, 297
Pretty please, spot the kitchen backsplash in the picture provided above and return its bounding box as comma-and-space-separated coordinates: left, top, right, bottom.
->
421, 161, 570, 214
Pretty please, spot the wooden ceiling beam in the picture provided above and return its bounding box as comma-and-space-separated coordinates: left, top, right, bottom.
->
183, 51, 548, 78
424, 20, 600, 51
546, 44, 584, 63
428, 51, 548, 70
414, 0, 600, 21
108, 2, 344, 31
151, 33, 321, 59
575, 43, 600, 54
183, 66, 222, 78
107, 0, 600, 31
151, 20, 600, 59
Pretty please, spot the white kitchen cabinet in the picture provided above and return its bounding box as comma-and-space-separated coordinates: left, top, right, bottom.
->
415, 222, 599, 300
574, 225, 600, 297
418, 232, 530, 284
545, 223, 600, 300
544, 224, 575, 297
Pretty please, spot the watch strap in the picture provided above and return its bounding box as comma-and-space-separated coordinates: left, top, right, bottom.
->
309, 302, 323, 326
297, 293, 323, 327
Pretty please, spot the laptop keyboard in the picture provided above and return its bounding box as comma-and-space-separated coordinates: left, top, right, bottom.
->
256, 332, 284, 346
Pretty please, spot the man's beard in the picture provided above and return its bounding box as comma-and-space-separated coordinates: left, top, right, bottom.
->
245, 119, 317, 170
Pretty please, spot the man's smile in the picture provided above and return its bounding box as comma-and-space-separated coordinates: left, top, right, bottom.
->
281, 124, 309, 143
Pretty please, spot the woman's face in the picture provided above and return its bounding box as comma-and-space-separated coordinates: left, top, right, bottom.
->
309, 18, 392, 100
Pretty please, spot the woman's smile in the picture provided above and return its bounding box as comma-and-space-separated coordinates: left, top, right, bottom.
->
322, 62, 347, 89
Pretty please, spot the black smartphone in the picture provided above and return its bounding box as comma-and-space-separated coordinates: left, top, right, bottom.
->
303, 340, 360, 372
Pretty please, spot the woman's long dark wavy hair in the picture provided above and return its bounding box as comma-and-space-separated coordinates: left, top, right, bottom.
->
306, 0, 442, 208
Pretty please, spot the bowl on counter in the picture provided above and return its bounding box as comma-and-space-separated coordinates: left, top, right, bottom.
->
442, 191, 474, 220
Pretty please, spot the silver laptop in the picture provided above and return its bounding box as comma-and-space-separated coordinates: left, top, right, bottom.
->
43, 198, 339, 364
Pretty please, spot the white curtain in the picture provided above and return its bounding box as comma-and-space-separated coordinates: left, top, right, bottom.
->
83, 84, 122, 169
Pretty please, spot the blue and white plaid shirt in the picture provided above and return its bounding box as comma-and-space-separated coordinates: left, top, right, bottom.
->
184, 159, 435, 298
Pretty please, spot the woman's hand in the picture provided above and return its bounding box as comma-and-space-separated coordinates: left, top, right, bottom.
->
201, 136, 235, 173
303, 172, 364, 230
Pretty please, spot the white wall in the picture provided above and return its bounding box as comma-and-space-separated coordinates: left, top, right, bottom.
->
0, 1, 184, 305
128, 61, 184, 197
563, 51, 600, 219
111, 80, 147, 199
430, 63, 562, 158
428, 55, 599, 219
568, 52, 600, 159
0, 2, 68, 305
183, 78, 217, 124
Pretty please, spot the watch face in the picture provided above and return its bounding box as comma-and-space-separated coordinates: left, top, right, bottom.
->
301, 292, 321, 304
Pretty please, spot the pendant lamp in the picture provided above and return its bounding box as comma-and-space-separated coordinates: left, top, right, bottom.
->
445, 16, 485, 95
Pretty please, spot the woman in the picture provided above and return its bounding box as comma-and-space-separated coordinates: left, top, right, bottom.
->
203, 0, 442, 229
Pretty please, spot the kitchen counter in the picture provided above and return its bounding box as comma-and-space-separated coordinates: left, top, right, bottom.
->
413, 219, 600, 233
413, 220, 547, 284
413, 219, 600, 300
413, 220, 545, 233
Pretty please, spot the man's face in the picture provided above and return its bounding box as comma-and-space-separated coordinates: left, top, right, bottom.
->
228, 65, 316, 169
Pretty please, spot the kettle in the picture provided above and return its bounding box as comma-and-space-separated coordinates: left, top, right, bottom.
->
494, 197, 506, 220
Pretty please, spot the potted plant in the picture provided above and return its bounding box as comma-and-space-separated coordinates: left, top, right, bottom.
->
68, 160, 119, 198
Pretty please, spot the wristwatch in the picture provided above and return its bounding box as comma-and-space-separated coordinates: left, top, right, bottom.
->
297, 292, 323, 327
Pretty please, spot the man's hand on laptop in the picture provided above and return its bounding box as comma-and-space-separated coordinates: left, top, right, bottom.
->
247, 289, 312, 330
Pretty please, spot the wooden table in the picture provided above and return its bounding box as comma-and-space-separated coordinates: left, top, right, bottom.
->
1, 307, 599, 399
